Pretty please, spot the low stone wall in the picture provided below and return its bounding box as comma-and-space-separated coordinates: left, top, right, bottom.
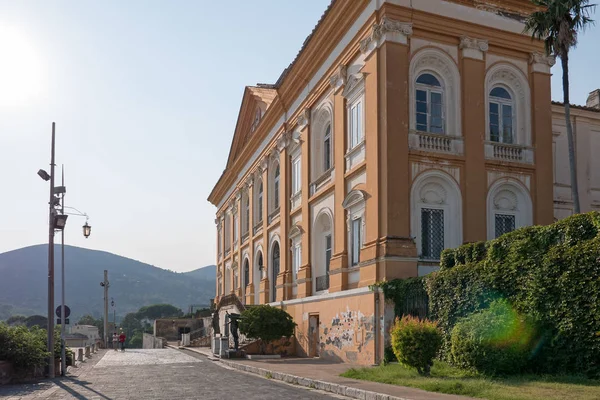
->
143, 333, 166, 349
154, 319, 203, 341
241, 336, 296, 356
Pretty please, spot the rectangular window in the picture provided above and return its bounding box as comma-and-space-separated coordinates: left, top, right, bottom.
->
430, 91, 444, 134
502, 105, 513, 144
234, 274, 238, 290
218, 231, 222, 254
351, 218, 361, 266
274, 178, 280, 208
292, 157, 301, 194
495, 214, 516, 238
244, 200, 249, 233
325, 234, 332, 273
293, 244, 302, 275
258, 193, 263, 222
489, 102, 500, 142
350, 99, 363, 148
233, 215, 238, 243
416, 90, 428, 131
324, 136, 331, 171
421, 208, 444, 260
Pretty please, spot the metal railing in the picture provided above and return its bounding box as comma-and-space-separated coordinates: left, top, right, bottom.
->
316, 274, 329, 292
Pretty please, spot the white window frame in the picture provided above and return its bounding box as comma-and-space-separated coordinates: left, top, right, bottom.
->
323, 124, 332, 171
489, 87, 514, 144
291, 155, 301, 195
292, 241, 302, 278
415, 74, 445, 134
243, 194, 250, 234
273, 165, 280, 210
486, 180, 533, 240
233, 213, 238, 244
256, 181, 263, 224
348, 96, 364, 150
350, 217, 362, 266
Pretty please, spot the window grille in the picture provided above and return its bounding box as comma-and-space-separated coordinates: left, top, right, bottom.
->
495, 214, 515, 238
421, 208, 444, 260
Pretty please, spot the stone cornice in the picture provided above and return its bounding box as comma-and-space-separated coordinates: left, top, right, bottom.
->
329, 64, 347, 92
459, 36, 488, 60
530, 51, 556, 73
360, 17, 413, 58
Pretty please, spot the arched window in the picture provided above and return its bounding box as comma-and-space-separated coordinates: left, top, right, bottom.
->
411, 171, 462, 261
485, 63, 531, 147
312, 209, 333, 293
271, 242, 280, 302
487, 180, 532, 240
416, 73, 444, 134
243, 259, 250, 290
323, 124, 332, 171
254, 250, 263, 304
274, 165, 280, 210
489, 87, 513, 144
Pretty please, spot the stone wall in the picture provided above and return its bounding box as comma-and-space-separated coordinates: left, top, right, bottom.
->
153, 319, 203, 341
142, 333, 166, 349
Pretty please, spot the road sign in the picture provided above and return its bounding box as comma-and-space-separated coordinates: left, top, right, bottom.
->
57, 318, 70, 325
55, 305, 71, 318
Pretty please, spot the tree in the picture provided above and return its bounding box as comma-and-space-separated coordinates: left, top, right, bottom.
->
6, 315, 27, 326
239, 305, 296, 354
24, 315, 48, 329
525, 0, 596, 214
137, 304, 183, 320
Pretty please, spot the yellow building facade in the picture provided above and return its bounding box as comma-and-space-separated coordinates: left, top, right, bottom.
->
208, 0, 570, 364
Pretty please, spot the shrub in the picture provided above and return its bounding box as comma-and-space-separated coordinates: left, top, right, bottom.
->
450, 300, 537, 375
0, 323, 50, 370
427, 212, 600, 377
239, 305, 296, 354
391, 315, 442, 375
383, 345, 397, 365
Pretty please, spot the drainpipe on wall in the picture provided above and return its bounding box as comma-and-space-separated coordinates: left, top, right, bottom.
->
374, 287, 380, 366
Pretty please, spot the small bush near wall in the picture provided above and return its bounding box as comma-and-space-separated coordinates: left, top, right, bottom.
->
0, 323, 50, 371
239, 305, 296, 355
450, 299, 537, 375
390, 316, 442, 376
428, 212, 600, 377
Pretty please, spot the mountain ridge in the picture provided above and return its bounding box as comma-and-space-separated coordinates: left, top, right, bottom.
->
0, 244, 216, 321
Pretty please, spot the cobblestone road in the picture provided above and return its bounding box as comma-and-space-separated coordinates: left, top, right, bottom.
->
0, 349, 342, 399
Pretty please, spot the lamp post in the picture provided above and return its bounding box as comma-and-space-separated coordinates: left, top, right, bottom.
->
58, 170, 92, 376
111, 298, 116, 335
39, 123, 92, 377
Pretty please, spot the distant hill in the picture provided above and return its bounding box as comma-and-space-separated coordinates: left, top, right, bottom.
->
0, 245, 215, 322
183, 265, 216, 280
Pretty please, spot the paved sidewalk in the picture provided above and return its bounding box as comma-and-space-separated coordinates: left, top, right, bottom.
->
181, 346, 475, 400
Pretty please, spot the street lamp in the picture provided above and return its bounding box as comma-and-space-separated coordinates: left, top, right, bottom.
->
83, 222, 92, 238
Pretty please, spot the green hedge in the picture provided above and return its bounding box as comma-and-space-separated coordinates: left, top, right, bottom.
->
371, 277, 428, 319
427, 212, 600, 377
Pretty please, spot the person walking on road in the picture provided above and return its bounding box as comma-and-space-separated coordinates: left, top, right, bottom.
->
112, 332, 118, 351
119, 329, 126, 351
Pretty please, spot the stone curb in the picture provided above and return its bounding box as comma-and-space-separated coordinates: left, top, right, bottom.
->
216, 358, 413, 400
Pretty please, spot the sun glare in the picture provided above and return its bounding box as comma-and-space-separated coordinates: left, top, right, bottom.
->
0, 26, 43, 107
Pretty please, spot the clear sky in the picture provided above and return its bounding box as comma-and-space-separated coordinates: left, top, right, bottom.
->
0, 1, 598, 273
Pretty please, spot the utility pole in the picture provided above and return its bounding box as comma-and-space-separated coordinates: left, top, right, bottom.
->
46, 123, 56, 378
101, 270, 109, 348
60, 165, 66, 376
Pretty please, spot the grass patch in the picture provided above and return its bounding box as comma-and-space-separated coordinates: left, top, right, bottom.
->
341, 361, 600, 400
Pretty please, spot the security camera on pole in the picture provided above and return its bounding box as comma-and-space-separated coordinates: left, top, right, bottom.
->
38, 123, 93, 377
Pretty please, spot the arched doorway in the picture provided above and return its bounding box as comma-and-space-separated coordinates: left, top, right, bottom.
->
254, 251, 263, 304
271, 242, 280, 302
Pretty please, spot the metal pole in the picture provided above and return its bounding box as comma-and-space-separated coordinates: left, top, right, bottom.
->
60, 165, 66, 376
47, 122, 56, 378
103, 270, 108, 348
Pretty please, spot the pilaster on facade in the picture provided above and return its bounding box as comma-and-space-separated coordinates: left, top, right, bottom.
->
459, 36, 488, 60
530, 52, 556, 74
360, 17, 413, 59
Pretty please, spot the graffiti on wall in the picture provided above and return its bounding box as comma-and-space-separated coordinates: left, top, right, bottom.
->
321, 306, 375, 362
